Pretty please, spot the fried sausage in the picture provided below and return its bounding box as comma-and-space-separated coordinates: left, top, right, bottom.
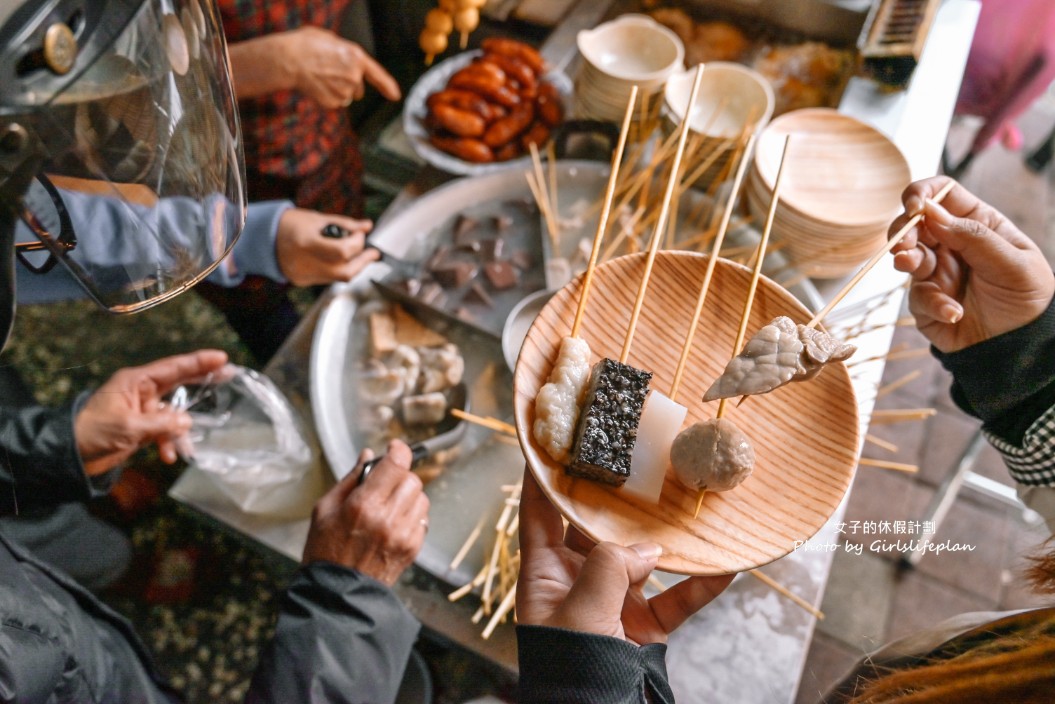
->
483, 102, 535, 148
535, 81, 563, 127
450, 62, 507, 87
520, 121, 551, 151
494, 142, 521, 162
430, 134, 494, 163
447, 72, 521, 108
481, 37, 546, 75
479, 52, 537, 91
430, 103, 487, 138
427, 88, 488, 114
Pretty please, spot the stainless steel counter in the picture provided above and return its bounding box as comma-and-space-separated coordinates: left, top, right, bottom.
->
170, 1, 980, 700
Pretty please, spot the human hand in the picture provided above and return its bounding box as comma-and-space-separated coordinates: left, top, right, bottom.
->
275, 209, 380, 286
888, 176, 1055, 353
283, 26, 401, 108
516, 469, 734, 644
73, 349, 229, 476
302, 440, 429, 585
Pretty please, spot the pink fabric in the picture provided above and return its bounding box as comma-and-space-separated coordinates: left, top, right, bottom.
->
955, 0, 1055, 153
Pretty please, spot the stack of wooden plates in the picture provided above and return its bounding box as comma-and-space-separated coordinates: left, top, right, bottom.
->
746, 109, 911, 279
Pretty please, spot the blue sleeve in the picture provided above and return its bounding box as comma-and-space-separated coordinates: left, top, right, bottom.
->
14, 196, 292, 304
206, 200, 292, 288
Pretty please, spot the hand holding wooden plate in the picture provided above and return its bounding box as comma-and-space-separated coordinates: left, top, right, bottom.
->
512, 250, 860, 576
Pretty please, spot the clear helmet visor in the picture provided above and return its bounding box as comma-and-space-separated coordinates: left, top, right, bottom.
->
14, 0, 245, 312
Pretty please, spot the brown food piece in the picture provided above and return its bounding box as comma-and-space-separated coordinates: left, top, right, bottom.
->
447, 72, 521, 108
494, 142, 521, 162
493, 214, 513, 232
418, 281, 447, 306
464, 281, 494, 307
509, 250, 533, 270
481, 37, 545, 75
429, 134, 494, 163
477, 237, 504, 262
483, 102, 535, 148
427, 88, 490, 116
480, 52, 537, 91
431, 103, 486, 138
452, 214, 479, 247
393, 305, 447, 347
456, 60, 507, 86
535, 82, 564, 127
431, 260, 477, 288
520, 121, 551, 151
483, 260, 519, 290
368, 312, 398, 356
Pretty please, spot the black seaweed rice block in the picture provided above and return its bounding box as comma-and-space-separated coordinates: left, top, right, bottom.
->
569, 358, 652, 486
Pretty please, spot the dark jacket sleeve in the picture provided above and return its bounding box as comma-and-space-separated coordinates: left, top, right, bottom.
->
0, 393, 114, 516
517, 625, 674, 704
933, 293, 1055, 444
245, 561, 421, 704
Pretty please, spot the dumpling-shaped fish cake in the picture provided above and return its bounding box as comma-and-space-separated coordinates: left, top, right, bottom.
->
703, 316, 856, 401
703, 316, 802, 401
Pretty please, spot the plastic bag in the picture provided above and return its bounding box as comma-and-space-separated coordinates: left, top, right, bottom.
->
170, 364, 323, 518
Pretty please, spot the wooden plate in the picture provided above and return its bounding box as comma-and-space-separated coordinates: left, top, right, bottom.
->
753, 108, 909, 228
512, 251, 860, 575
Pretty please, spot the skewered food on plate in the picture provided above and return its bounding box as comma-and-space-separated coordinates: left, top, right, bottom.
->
623, 390, 687, 503
532, 336, 592, 464
670, 418, 755, 492
568, 358, 652, 486
702, 315, 855, 401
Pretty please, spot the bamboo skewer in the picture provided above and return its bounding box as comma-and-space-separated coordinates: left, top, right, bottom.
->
806, 179, 956, 329
571, 85, 639, 338
450, 408, 516, 436
869, 408, 937, 424
875, 369, 922, 399
858, 457, 919, 473
529, 144, 559, 249
865, 433, 899, 452
620, 64, 705, 363
694, 134, 790, 518
482, 581, 517, 639
449, 515, 487, 571
848, 346, 930, 367
670, 132, 757, 400
748, 569, 825, 620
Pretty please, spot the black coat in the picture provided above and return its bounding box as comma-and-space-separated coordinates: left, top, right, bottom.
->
0, 402, 420, 703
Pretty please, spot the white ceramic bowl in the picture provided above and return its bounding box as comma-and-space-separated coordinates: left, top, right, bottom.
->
577, 14, 685, 84
663, 62, 774, 139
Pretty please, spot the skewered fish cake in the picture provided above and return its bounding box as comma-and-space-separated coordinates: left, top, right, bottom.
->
533, 336, 592, 464
568, 358, 652, 486
703, 316, 855, 401
670, 418, 754, 492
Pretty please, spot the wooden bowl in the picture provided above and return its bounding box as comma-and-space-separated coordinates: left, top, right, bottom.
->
512, 251, 860, 575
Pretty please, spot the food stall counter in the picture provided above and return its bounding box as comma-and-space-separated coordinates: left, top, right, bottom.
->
170, 0, 980, 699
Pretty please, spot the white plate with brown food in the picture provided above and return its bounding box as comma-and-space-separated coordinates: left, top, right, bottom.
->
403, 41, 573, 176
512, 251, 860, 576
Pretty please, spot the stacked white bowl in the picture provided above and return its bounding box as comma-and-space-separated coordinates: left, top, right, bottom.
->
661, 62, 774, 189
574, 14, 684, 130
747, 108, 911, 279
